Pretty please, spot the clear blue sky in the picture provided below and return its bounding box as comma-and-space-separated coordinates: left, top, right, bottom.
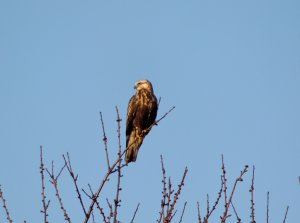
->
1, 1, 299, 222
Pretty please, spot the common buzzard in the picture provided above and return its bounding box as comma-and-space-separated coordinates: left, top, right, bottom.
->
125, 80, 158, 163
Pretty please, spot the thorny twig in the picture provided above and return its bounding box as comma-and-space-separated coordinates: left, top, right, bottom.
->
0, 185, 13, 223
40, 146, 50, 223
46, 161, 71, 223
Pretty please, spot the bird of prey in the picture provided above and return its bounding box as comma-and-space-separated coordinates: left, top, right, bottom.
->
125, 80, 158, 163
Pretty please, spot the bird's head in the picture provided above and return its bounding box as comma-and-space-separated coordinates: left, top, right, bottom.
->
134, 80, 154, 92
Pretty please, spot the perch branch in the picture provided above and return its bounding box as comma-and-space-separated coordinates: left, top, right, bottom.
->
84, 106, 175, 223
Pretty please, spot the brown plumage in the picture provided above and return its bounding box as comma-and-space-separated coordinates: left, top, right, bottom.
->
125, 80, 158, 163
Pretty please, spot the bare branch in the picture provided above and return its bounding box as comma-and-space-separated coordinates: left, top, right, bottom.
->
46, 161, 71, 223
91, 211, 95, 223
130, 203, 140, 223
221, 155, 228, 207
84, 184, 108, 223
0, 185, 13, 223
205, 175, 223, 221
266, 191, 269, 223
231, 201, 241, 223
63, 153, 87, 217
84, 106, 175, 223
166, 177, 173, 217
282, 205, 289, 223
40, 146, 50, 223
221, 164, 248, 223
197, 202, 202, 223
100, 112, 110, 170
206, 194, 209, 218
165, 167, 188, 222
178, 201, 187, 223
106, 198, 113, 222
158, 155, 167, 223
113, 106, 123, 223
250, 165, 255, 223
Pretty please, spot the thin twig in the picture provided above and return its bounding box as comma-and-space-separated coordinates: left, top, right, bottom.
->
83, 184, 108, 223
282, 205, 289, 223
165, 167, 188, 222
166, 177, 173, 217
221, 155, 228, 207
178, 201, 187, 223
169, 209, 177, 222
266, 191, 269, 223
206, 194, 209, 218
106, 198, 113, 222
46, 161, 71, 223
100, 112, 110, 170
143, 106, 175, 135
221, 164, 248, 223
158, 96, 162, 107
40, 146, 50, 223
91, 211, 95, 223
250, 165, 255, 223
83, 150, 126, 223
231, 201, 241, 223
0, 185, 13, 223
197, 202, 202, 223
205, 175, 223, 220
63, 153, 87, 217
158, 155, 167, 223
113, 106, 122, 223
130, 203, 140, 223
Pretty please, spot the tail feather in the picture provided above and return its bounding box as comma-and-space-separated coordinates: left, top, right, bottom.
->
126, 131, 144, 163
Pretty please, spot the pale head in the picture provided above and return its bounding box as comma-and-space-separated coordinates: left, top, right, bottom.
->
134, 80, 154, 92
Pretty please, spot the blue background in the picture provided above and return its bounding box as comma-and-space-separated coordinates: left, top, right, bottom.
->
0, 1, 299, 222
